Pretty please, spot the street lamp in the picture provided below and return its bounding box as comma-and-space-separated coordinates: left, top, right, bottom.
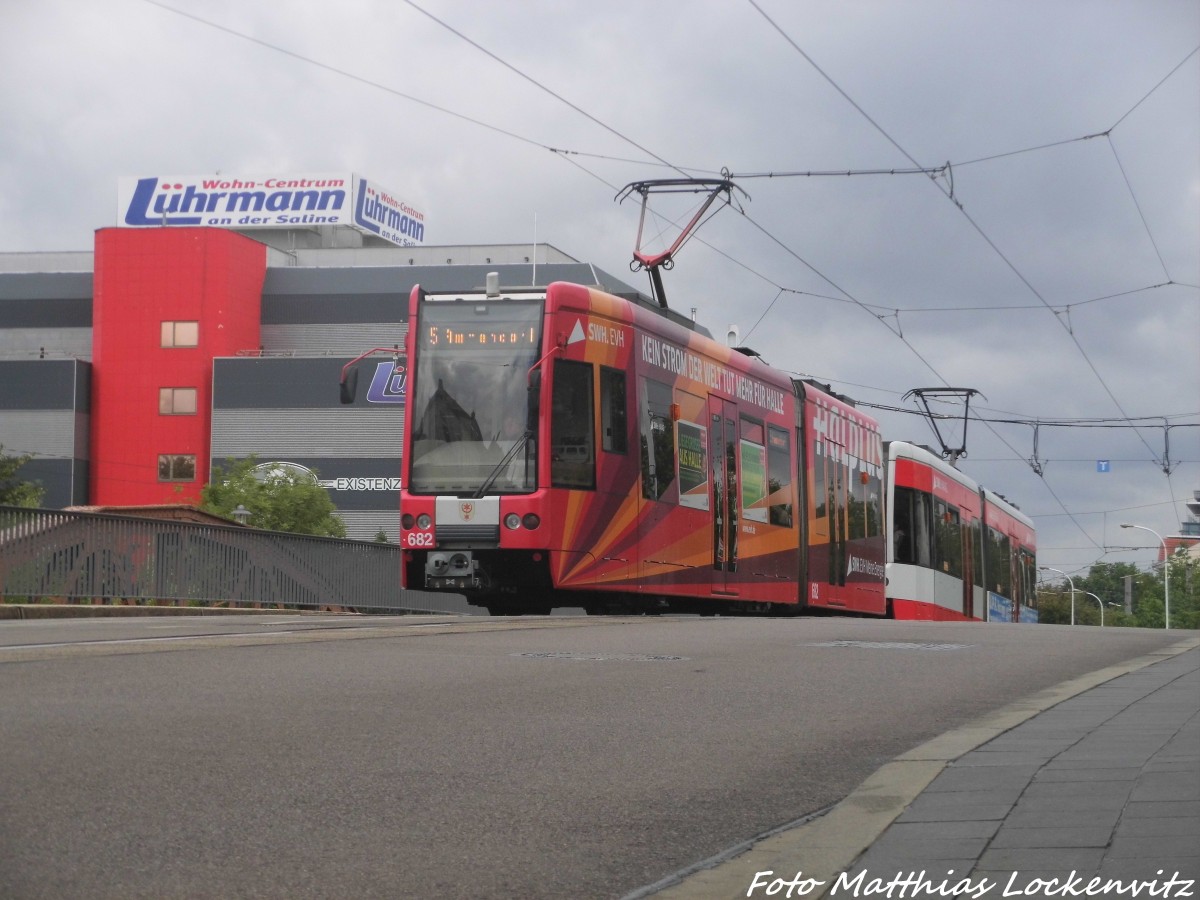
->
1084, 591, 1105, 627
231, 504, 251, 526
1120, 523, 1169, 630
1039, 565, 1076, 626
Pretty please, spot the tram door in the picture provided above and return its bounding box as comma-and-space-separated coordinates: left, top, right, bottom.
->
709, 397, 739, 594
1010, 542, 1027, 622
825, 440, 848, 590
961, 520, 974, 619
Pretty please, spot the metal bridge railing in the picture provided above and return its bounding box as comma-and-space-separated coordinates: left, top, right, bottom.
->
0, 506, 475, 614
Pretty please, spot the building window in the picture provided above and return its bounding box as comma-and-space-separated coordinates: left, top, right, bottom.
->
158, 454, 196, 482
161, 321, 199, 348
159, 387, 197, 415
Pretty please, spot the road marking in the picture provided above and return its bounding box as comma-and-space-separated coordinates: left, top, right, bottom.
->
0, 615, 649, 662
808, 640, 975, 651
3, 631, 301, 651
513, 651, 688, 661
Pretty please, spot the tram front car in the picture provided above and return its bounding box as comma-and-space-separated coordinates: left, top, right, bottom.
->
345, 282, 557, 615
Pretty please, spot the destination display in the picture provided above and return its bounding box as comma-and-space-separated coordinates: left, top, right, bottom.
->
423, 324, 540, 348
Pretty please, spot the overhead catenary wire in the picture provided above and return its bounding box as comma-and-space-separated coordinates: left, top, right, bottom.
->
744, 0, 1196, 538
1105, 135, 1172, 281
745, 0, 1194, 477
138, 0, 556, 155
747, 280, 1180, 324
397, 0, 692, 181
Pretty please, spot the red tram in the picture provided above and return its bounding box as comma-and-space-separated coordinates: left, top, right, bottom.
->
342, 279, 1035, 620
886, 441, 1037, 622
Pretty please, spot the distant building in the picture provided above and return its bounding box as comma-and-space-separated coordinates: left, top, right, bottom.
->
1167, 489, 1200, 560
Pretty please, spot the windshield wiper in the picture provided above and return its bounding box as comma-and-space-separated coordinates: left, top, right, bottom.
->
473, 431, 532, 499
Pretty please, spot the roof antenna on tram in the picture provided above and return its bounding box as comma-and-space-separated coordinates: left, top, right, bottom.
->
616, 172, 747, 310
902, 387, 984, 468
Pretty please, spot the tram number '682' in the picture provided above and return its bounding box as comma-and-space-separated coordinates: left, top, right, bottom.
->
405, 531, 435, 548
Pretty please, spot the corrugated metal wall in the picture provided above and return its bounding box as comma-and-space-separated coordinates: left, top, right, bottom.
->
211, 408, 403, 458
259, 323, 407, 355
211, 356, 405, 541
0, 360, 90, 507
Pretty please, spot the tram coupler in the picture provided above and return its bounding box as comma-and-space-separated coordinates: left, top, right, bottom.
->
425, 551, 482, 591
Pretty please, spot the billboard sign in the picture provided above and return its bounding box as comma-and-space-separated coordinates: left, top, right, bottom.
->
117, 173, 426, 246
365, 360, 407, 404
353, 177, 425, 246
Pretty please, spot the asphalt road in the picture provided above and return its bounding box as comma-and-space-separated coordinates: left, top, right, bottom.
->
0, 614, 1190, 899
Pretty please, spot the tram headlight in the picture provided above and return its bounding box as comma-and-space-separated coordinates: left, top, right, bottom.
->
416, 513, 432, 529
401, 513, 414, 529
504, 513, 522, 530
522, 513, 541, 530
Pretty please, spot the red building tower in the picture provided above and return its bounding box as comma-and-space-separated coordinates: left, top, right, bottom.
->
90, 228, 266, 505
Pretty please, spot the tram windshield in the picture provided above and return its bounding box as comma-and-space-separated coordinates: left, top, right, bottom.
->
409, 298, 543, 495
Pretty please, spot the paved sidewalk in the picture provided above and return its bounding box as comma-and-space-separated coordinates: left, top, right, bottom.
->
649, 641, 1199, 899
850, 645, 1199, 894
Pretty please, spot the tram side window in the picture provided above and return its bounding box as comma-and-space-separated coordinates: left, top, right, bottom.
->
863, 439, 883, 538
849, 471, 867, 539
813, 436, 828, 519
972, 520, 984, 587
893, 486, 933, 567
739, 417, 769, 524
600, 367, 627, 453
767, 425, 793, 527
850, 461, 883, 540
934, 501, 963, 578
551, 360, 595, 489
1018, 547, 1037, 609
986, 527, 1012, 597
639, 378, 676, 501
868, 475, 883, 537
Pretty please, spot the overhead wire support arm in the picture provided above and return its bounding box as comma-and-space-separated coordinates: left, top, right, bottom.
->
902, 387, 984, 467
1161, 418, 1177, 476
1028, 421, 1045, 476
616, 174, 748, 309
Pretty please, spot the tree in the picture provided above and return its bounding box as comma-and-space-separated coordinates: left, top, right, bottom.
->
201, 456, 347, 538
1165, 553, 1200, 631
1034, 589, 1073, 625
1037, 557, 1200, 629
1038, 563, 1137, 627
0, 444, 45, 508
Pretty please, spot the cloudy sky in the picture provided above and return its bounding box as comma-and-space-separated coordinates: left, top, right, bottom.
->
2, 0, 1197, 583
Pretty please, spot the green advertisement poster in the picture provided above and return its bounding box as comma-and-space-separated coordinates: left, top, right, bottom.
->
740, 439, 768, 522
677, 421, 709, 510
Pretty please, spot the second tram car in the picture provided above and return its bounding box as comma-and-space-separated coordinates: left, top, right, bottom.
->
886, 441, 1037, 622
342, 279, 1035, 621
